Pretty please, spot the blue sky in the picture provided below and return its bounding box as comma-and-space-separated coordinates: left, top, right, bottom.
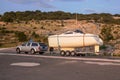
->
0, 0, 120, 14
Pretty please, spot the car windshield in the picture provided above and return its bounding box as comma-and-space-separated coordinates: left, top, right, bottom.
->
22, 43, 27, 46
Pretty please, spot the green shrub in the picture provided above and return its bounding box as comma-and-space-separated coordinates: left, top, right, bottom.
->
15, 31, 27, 42
0, 43, 2, 47
101, 26, 113, 42
100, 45, 107, 50
113, 54, 120, 57
40, 26, 45, 29
32, 32, 39, 38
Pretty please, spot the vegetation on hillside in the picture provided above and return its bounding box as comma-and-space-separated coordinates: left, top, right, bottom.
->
100, 25, 114, 42
15, 31, 27, 42
0, 10, 120, 24
0, 10, 120, 55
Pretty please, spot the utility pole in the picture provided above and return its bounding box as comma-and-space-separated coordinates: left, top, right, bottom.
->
76, 13, 78, 28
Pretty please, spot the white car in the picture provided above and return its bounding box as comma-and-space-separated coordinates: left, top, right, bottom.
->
16, 42, 48, 54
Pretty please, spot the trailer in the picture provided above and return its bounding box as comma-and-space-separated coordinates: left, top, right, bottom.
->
48, 30, 103, 56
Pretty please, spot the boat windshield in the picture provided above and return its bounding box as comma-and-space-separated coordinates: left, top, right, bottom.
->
63, 30, 83, 34
64, 31, 73, 34
74, 30, 84, 33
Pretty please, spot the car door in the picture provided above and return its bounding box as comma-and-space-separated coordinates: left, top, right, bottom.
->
31, 42, 39, 51
21, 43, 27, 51
26, 42, 31, 52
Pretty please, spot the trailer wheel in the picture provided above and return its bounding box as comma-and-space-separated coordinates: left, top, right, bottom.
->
60, 50, 66, 56
71, 51, 76, 56
66, 51, 71, 56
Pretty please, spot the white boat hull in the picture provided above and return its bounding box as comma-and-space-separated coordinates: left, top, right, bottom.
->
48, 34, 103, 48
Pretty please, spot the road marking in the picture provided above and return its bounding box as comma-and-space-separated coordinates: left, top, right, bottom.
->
84, 61, 120, 66
57, 61, 78, 65
0, 53, 120, 63
0, 47, 15, 50
10, 62, 40, 67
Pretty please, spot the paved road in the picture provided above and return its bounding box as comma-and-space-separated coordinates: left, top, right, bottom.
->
0, 48, 120, 80
0, 47, 16, 53
0, 52, 120, 80
0, 47, 120, 59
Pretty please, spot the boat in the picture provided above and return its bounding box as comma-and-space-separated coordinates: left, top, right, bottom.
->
48, 30, 103, 48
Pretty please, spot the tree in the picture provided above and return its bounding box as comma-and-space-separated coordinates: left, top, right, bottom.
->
1, 10, 119, 24
0, 14, 1, 20
101, 25, 113, 42
1, 12, 16, 22
0, 43, 2, 47
15, 31, 27, 42
32, 31, 39, 38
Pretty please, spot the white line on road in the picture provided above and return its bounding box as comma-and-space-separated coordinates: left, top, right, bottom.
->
10, 62, 40, 67
0, 53, 120, 63
0, 47, 15, 50
84, 61, 120, 66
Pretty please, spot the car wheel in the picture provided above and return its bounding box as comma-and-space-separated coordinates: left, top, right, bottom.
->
31, 49, 35, 54
16, 48, 20, 54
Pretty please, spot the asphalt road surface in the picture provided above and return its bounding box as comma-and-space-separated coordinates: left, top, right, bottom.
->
0, 48, 120, 80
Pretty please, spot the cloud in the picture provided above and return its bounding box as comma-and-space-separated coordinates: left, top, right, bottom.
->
6, 0, 85, 9
56, 0, 84, 1
7, 0, 55, 8
7, 0, 35, 4
84, 9, 96, 13
8, 0, 84, 4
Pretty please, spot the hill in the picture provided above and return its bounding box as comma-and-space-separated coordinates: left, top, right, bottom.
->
0, 11, 120, 55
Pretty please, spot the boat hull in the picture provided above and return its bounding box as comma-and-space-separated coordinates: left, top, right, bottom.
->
48, 34, 103, 48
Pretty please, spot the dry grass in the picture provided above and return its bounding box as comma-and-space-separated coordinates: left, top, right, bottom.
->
1, 19, 120, 49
